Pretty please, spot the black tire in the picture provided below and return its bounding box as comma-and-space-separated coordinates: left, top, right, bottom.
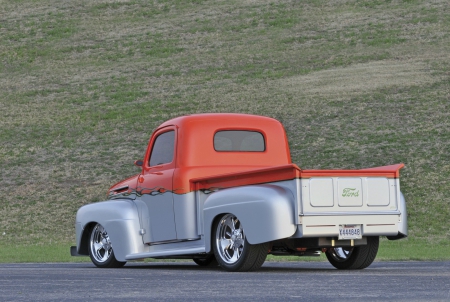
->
88, 223, 126, 268
212, 214, 268, 272
326, 236, 379, 270
193, 254, 218, 267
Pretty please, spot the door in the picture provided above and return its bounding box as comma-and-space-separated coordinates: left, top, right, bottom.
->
139, 128, 177, 243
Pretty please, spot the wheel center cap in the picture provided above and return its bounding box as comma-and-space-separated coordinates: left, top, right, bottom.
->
231, 230, 241, 243
102, 238, 111, 249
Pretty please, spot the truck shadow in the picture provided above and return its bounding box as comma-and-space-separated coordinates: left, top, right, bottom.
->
117, 262, 339, 273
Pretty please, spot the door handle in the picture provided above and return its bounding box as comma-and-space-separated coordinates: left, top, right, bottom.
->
150, 172, 163, 175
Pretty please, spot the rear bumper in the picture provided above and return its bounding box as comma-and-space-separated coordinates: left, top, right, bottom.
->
295, 214, 401, 238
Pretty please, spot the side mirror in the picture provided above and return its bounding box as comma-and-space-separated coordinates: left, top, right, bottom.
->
134, 160, 144, 167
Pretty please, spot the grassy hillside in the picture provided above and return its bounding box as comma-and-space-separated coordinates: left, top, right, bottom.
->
1, 0, 449, 260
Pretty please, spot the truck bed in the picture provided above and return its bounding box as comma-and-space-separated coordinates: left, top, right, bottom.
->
192, 163, 406, 240
191, 163, 404, 191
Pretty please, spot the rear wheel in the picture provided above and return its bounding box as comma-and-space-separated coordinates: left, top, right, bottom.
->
89, 223, 126, 268
326, 236, 379, 269
213, 214, 268, 272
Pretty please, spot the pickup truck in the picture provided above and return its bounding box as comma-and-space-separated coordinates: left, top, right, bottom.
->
71, 113, 407, 271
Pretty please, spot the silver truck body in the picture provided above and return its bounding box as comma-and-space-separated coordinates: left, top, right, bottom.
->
74, 176, 407, 262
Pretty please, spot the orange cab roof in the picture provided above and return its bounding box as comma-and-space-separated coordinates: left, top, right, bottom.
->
156, 113, 292, 168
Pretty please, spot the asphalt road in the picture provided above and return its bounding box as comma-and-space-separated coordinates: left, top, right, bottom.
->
0, 261, 449, 301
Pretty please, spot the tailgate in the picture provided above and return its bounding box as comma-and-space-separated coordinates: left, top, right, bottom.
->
298, 164, 404, 237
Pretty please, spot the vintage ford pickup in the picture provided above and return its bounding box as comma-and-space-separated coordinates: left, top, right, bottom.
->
71, 113, 407, 271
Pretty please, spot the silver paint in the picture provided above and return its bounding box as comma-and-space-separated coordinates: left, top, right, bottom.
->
203, 184, 297, 251
75, 199, 144, 261
397, 191, 408, 237
140, 192, 177, 243
173, 192, 199, 241
74, 177, 407, 262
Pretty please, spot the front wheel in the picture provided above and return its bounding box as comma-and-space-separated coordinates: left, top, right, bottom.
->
213, 214, 268, 272
326, 236, 379, 270
89, 223, 126, 268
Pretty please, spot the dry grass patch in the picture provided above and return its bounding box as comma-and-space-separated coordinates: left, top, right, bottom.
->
280, 59, 439, 97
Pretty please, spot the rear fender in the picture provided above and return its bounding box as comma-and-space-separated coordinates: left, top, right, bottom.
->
75, 200, 144, 261
387, 191, 408, 240
203, 184, 296, 252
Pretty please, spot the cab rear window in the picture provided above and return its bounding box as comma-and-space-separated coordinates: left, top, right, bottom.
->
214, 131, 265, 152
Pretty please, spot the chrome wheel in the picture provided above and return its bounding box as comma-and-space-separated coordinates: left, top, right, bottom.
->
88, 223, 126, 268
90, 224, 113, 263
212, 213, 269, 272
215, 214, 245, 264
327, 247, 354, 262
326, 236, 379, 270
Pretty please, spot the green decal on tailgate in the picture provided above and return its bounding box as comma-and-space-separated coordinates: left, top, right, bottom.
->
342, 188, 359, 197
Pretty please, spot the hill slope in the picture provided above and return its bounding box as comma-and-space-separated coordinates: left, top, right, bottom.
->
1, 0, 449, 254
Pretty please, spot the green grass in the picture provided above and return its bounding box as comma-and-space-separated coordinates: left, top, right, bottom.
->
0, 244, 90, 263
1, 238, 448, 263
1, 0, 449, 261
376, 237, 450, 261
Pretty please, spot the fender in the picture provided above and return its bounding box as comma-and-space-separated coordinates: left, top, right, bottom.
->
203, 184, 297, 252
75, 199, 144, 261
387, 191, 408, 240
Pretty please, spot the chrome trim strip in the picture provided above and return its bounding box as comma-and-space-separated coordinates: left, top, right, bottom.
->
300, 211, 401, 216
125, 247, 206, 260
147, 238, 200, 246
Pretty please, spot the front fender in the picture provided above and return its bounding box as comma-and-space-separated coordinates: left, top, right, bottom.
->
203, 184, 296, 252
75, 199, 144, 261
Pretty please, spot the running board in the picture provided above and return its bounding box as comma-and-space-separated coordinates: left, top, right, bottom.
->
125, 247, 206, 260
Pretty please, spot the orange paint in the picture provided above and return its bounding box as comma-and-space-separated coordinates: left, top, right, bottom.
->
109, 113, 404, 195
300, 163, 404, 179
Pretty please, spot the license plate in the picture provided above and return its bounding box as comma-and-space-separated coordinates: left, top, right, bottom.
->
339, 224, 362, 240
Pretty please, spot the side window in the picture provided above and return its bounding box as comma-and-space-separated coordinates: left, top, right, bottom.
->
149, 130, 175, 166
214, 131, 265, 152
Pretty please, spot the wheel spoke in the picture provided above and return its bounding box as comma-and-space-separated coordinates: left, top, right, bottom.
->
225, 218, 235, 232
229, 249, 239, 263
93, 242, 103, 253
236, 246, 243, 259
100, 249, 109, 262
97, 226, 104, 234
220, 238, 232, 251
